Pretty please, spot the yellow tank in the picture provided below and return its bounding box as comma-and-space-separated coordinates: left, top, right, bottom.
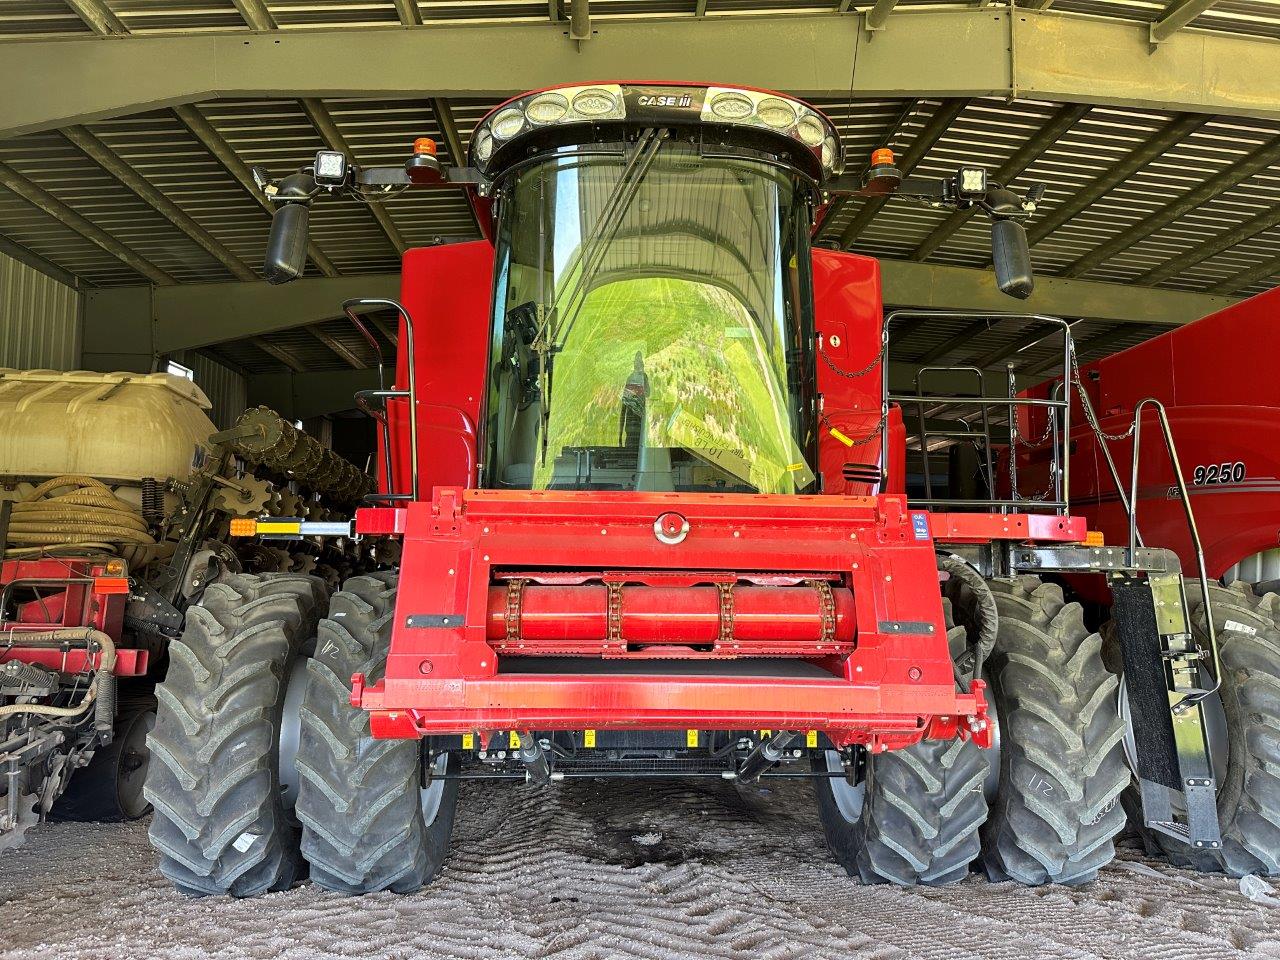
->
0, 369, 219, 485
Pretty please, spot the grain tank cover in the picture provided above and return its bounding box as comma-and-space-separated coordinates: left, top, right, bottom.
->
0, 369, 218, 484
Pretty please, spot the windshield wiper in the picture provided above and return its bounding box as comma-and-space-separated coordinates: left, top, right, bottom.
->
534, 129, 666, 465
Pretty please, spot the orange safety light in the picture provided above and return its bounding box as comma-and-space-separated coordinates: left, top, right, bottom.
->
1083, 530, 1105, 547
229, 518, 258, 537
871, 147, 895, 167
103, 558, 126, 576
413, 137, 438, 156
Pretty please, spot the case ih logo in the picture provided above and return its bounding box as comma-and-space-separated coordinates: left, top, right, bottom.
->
625, 86, 705, 117
636, 94, 694, 108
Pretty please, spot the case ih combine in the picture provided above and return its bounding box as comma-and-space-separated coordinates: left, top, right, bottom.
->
142, 82, 1240, 896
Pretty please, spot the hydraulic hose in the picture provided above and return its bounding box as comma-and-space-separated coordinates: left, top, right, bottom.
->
936, 554, 998, 691
3, 476, 154, 558
0, 628, 117, 728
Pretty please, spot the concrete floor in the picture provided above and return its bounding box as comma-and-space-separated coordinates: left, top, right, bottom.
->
1, 779, 1277, 960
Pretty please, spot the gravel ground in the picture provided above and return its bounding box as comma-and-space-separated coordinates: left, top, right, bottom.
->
2, 778, 1279, 960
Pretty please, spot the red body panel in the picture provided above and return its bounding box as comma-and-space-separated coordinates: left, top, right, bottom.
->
362, 244, 1087, 745
1022, 287, 1280, 579
0, 557, 148, 677
357, 488, 986, 748
812, 249, 906, 495
386, 241, 493, 498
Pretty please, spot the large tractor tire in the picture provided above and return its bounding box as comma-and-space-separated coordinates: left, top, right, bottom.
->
295, 573, 459, 895
981, 576, 1128, 885
1138, 581, 1280, 877
815, 598, 988, 886
144, 573, 326, 897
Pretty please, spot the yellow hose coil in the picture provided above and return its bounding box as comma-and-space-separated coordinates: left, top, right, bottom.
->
3, 476, 156, 558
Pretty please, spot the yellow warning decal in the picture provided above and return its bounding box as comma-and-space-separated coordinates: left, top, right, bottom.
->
759, 729, 772, 739
257, 520, 302, 535
806, 730, 819, 748
786, 462, 806, 472
686, 729, 699, 748
583, 729, 596, 748
830, 428, 855, 448
508, 730, 520, 750
462, 733, 475, 751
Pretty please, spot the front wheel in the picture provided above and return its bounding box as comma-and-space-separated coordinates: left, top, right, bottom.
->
814, 598, 988, 886
980, 576, 1128, 886
143, 574, 326, 897
295, 573, 459, 895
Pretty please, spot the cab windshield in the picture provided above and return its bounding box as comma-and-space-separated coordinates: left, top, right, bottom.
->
484, 138, 817, 494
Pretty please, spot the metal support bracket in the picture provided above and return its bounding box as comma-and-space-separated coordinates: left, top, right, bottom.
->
1113, 574, 1221, 849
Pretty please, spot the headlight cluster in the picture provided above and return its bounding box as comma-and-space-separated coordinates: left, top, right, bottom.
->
470, 83, 841, 177
472, 84, 626, 166
701, 87, 841, 176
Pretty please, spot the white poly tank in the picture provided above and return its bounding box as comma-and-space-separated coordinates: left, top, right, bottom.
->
0, 369, 219, 485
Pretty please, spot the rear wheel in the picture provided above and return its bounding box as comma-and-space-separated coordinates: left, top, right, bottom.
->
1139, 581, 1280, 877
981, 576, 1128, 885
53, 706, 155, 822
815, 598, 988, 886
144, 573, 325, 897
296, 573, 459, 894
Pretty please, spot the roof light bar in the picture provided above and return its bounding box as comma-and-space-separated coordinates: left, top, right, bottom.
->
470, 83, 842, 180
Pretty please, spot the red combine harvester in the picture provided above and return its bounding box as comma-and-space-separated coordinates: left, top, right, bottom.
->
143, 82, 1232, 897
1015, 287, 1280, 876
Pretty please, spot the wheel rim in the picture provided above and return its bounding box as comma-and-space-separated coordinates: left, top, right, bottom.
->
1118, 667, 1230, 798
822, 749, 865, 822
278, 655, 310, 811
117, 710, 156, 819
421, 753, 450, 825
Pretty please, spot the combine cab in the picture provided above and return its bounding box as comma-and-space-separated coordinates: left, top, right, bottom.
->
143, 82, 1234, 895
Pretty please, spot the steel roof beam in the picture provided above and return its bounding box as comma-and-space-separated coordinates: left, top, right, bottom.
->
173, 104, 339, 278
142, 259, 1233, 354
251, 336, 306, 372
839, 99, 968, 248
865, 0, 900, 31
910, 102, 1089, 262
432, 98, 483, 235
0, 164, 176, 285
230, 0, 276, 31
64, 0, 128, 34
1022, 113, 1209, 251
308, 326, 368, 368
300, 98, 406, 256
1062, 134, 1280, 279
0, 234, 87, 290
1212, 253, 1280, 295
7, 11, 1280, 139
62, 125, 258, 281
393, 0, 423, 26
1138, 204, 1280, 287
1150, 0, 1218, 43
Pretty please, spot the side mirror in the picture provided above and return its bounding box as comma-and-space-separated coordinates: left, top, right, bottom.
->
991, 218, 1034, 300
264, 202, 310, 285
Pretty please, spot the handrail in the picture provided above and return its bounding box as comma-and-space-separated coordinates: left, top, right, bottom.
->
1128, 397, 1221, 709
879, 310, 1074, 513
343, 298, 419, 501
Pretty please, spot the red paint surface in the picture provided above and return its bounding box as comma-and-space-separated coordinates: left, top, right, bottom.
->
1, 557, 147, 677
1022, 287, 1280, 579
